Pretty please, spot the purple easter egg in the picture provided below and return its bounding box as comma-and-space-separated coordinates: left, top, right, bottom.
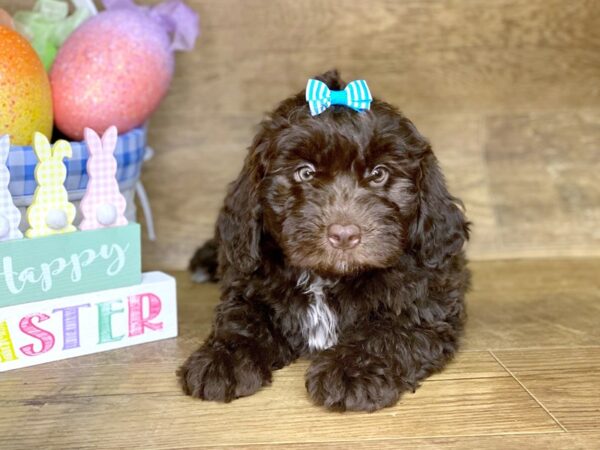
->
51, 8, 174, 140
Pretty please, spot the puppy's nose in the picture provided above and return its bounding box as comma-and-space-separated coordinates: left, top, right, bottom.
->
327, 224, 361, 249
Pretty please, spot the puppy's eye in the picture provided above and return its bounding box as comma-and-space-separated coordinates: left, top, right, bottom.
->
294, 164, 315, 182
369, 165, 389, 186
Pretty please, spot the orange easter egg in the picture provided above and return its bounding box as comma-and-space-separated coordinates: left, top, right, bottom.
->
0, 25, 53, 145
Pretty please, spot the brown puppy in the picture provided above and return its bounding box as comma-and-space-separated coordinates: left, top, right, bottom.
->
179, 70, 470, 412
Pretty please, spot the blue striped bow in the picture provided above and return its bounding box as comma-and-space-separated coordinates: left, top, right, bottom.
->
305, 79, 372, 116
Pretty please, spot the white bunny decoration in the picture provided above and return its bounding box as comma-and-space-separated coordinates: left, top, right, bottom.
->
79, 126, 128, 230
0, 135, 23, 241
26, 132, 77, 238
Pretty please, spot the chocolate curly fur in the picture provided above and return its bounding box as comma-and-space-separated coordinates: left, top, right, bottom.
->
179, 70, 470, 412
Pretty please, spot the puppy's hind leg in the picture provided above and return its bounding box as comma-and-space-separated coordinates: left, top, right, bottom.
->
189, 238, 219, 283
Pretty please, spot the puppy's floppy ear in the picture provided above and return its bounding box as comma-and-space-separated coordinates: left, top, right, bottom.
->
409, 148, 470, 269
217, 133, 268, 274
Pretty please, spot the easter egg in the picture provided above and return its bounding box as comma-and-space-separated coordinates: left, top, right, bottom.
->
50, 9, 175, 140
0, 25, 53, 146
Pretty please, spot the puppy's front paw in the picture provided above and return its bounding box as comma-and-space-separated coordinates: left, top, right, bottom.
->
178, 342, 271, 402
306, 349, 400, 412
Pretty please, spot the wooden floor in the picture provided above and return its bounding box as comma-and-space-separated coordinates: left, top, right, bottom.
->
2, 258, 600, 449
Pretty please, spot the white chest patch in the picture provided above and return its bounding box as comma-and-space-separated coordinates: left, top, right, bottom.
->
297, 272, 338, 351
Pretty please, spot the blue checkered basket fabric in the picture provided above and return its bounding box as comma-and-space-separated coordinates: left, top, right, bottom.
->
6, 126, 154, 238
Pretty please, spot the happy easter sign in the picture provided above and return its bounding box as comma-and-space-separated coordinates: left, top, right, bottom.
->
0, 271, 177, 371
0, 224, 141, 307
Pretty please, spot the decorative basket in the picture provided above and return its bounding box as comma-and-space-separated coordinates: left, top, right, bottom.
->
6, 126, 153, 236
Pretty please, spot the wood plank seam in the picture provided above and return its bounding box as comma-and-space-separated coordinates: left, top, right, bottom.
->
483, 345, 600, 351
488, 350, 568, 432
167, 431, 568, 449
425, 376, 509, 382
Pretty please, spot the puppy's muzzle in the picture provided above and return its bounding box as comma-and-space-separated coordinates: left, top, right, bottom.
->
327, 223, 361, 250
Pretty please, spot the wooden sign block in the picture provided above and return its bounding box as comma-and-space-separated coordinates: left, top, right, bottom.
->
0, 271, 177, 371
0, 223, 142, 307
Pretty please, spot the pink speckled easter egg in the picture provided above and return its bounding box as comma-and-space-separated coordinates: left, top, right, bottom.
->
50, 9, 174, 140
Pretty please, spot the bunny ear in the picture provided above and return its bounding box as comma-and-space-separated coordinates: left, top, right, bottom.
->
101, 126, 118, 155
84, 127, 102, 156
33, 132, 52, 161
52, 140, 73, 160
0, 135, 9, 163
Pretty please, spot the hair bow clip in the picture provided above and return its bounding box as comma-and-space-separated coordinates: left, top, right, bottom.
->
305, 79, 372, 116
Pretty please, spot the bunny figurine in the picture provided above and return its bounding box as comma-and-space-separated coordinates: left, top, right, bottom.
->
25, 132, 77, 238
0, 135, 24, 242
79, 126, 128, 230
